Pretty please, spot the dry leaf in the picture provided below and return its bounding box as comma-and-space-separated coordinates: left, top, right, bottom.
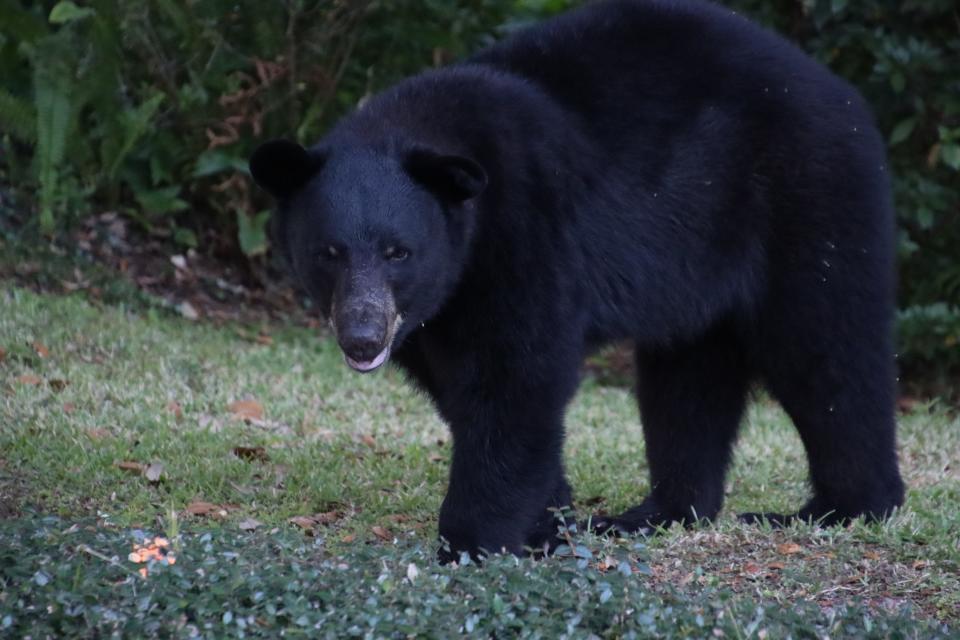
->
912, 560, 928, 570
0, 347, 6, 362
863, 550, 882, 561
777, 543, 803, 555
62, 402, 76, 413
313, 510, 341, 525
167, 401, 183, 420
177, 301, 199, 320
239, 518, 263, 531
232, 446, 269, 462
87, 428, 111, 440
255, 334, 273, 346
48, 379, 68, 392
32, 342, 50, 358
341, 533, 356, 543
144, 462, 165, 483
185, 501, 220, 516
371, 526, 392, 541
428, 453, 445, 463
116, 461, 146, 474
15, 374, 42, 386
228, 399, 264, 421
742, 562, 763, 575
767, 562, 786, 570
289, 516, 317, 531
361, 434, 377, 448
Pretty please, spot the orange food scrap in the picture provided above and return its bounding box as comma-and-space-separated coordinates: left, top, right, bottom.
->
128, 537, 177, 577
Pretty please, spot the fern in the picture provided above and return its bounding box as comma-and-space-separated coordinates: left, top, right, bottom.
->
104, 92, 165, 179
33, 49, 75, 234
0, 89, 36, 144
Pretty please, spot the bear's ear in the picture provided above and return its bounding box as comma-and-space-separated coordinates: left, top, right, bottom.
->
249, 139, 322, 199
404, 148, 487, 203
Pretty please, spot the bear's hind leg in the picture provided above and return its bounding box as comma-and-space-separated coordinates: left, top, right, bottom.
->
593, 327, 751, 535
743, 327, 905, 527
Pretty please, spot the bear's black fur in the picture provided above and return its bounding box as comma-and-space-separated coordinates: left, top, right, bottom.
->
251, 0, 905, 562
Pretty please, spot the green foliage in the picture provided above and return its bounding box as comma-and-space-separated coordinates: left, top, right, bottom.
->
0, 0, 536, 250
2, 519, 951, 638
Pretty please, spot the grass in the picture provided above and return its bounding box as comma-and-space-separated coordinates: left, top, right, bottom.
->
1, 285, 958, 637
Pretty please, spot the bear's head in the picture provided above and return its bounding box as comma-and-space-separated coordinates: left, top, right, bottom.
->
250, 139, 487, 372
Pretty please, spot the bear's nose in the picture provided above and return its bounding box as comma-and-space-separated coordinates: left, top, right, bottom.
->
338, 324, 386, 362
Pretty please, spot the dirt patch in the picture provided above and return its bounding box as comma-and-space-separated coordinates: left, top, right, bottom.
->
1, 212, 321, 329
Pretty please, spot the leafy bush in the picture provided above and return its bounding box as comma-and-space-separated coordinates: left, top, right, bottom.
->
0, 0, 528, 249
0, 0, 956, 382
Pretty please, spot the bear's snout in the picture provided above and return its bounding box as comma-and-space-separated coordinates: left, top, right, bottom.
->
332, 284, 399, 373
338, 317, 390, 371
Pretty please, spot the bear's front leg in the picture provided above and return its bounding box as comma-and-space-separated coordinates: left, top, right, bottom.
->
432, 360, 578, 563
438, 421, 571, 563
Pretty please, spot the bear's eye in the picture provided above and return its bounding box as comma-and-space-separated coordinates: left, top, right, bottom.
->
320, 245, 340, 260
384, 246, 410, 262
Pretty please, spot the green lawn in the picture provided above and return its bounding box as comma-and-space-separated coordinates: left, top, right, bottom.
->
1, 286, 957, 637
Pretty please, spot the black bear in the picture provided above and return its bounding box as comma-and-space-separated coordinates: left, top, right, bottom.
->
250, 0, 905, 561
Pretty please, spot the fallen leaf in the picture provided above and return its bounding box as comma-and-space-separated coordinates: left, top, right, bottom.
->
62, 402, 76, 413
239, 518, 263, 531
371, 526, 392, 541
116, 461, 146, 474
32, 342, 50, 358
48, 379, 68, 392
255, 334, 273, 346
388, 514, 410, 524
912, 560, 928, 570
313, 510, 341, 525
232, 446, 269, 463
863, 550, 882, 561
289, 516, 317, 532
428, 453, 445, 463
0, 347, 6, 362
341, 533, 356, 543
742, 562, 763, 575
228, 399, 264, 421
361, 434, 377, 448
177, 301, 199, 320
767, 562, 786, 570
144, 462, 165, 483
87, 428, 111, 440
777, 543, 803, 555
167, 401, 183, 420
185, 501, 220, 516
15, 374, 42, 386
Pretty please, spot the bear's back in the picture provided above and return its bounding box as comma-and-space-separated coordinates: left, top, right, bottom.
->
470, 0, 861, 149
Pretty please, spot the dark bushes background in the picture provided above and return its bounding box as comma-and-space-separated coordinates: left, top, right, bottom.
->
0, 0, 957, 385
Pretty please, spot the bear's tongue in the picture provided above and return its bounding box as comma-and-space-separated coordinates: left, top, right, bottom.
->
344, 347, 390, 372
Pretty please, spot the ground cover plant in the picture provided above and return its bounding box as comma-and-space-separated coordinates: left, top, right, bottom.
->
1, 286, 957, 637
